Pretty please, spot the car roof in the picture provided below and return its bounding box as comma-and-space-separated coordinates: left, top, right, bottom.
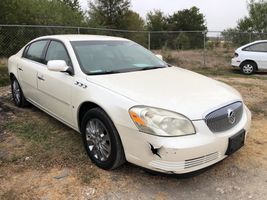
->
238, 40, 267, 50
249, 40, 267, 44
35, 34, 130, 42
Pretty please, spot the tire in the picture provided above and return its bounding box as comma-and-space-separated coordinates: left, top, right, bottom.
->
81, 108, 125, 170
11, 77, 29, 107
240, 61, 256, 75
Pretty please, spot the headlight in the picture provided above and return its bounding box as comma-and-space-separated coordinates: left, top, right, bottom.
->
129, 106, 196, 137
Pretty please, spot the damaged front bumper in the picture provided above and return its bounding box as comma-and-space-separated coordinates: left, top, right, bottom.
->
116, 106, 251, 174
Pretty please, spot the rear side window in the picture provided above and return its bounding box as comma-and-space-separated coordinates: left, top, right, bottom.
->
243, 42, 267, 52
45, 41, 72, 66
24, 40, 48, 63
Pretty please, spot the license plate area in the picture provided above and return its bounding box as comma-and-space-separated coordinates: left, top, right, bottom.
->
225, 129, 246, 155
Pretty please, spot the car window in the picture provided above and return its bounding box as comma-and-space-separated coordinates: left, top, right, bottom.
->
25, 40, 48, 63
45, 41, 72, 66
71, 40, 166, 74
244, 42, 267, 52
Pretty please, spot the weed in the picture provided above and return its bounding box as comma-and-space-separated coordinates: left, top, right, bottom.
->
0, 65, 9, 87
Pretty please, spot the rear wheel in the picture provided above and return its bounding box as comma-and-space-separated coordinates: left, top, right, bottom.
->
11, 77, 28, 107
81, 108, 125, 170
240, 61, 256, 75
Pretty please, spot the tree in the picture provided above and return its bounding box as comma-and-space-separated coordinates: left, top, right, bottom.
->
174, 33, 190, 50
167, 7, 207, 49
222, 0, 267, 46
61, 0, 81, 12
0, 0, 85, 57
0, 0, 84, 25
146, 10, 168, 49
238, 0, 267, 33
87, 0, 131, 29
146, 10, 167, 31
119, 10, 146, 46
167, 6, 206, 31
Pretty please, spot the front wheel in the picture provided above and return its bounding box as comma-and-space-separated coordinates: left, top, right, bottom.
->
240, 61, 256, 75
11, 77, 28, 107
81, 108, 125, 170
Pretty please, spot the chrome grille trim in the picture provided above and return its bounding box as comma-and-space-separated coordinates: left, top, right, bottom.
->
149, 152, 220, 171
205, 101, 243, 133
185, 152, 219, 168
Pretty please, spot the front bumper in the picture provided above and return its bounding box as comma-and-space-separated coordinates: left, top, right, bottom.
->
116, 106, 251, 174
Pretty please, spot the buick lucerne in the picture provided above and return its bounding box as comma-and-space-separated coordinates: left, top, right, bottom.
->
8, 35, 251, 174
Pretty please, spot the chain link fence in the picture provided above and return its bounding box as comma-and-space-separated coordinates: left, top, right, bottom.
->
0, 24, 267, 70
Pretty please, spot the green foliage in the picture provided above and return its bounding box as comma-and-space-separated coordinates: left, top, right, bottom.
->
147, 7, 207, 49
0, 0, 85, 57
0, 0, 208, 53
167, 7, 206, 49
173, 33, 190, 50
222, 28, 251, 47
0, 0, 84, 26
87, 0, 131, 29
167, 7, 207, 31
61, 0, 81, 12
146, 10, 168, 49
146, 10, 167, 31
237, 0, 267, 33
0, 65, 9, 87
119, 10, 147, 46
222, 0, 267, 46
87, 0, 147, 46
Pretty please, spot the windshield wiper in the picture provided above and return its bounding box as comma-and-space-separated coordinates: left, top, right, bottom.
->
138, 66, 166, 71
87, 70, 121, 75
87, 66, 166, 75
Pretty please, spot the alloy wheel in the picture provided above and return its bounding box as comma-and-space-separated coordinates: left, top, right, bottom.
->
85, 119, 111, 162
12, 80, 21, 104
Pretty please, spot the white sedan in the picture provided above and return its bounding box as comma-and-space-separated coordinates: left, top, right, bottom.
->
8, 35, 251, 174
232, 40, 267, 74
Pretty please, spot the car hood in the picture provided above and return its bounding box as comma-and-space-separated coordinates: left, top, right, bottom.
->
86, 67, 242, 120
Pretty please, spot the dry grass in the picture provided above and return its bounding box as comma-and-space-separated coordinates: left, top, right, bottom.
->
0, 58, 8, 66
155, 47, 234, 69
0, 59, 9, 87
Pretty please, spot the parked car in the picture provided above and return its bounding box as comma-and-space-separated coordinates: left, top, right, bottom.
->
8, 35, 251, 174
232, 40, 267, 75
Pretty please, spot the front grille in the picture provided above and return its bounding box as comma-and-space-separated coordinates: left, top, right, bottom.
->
205, 102, 243, 133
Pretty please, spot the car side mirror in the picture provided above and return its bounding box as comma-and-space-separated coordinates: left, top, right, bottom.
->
155, 54, 163, 60
47, 60, 72, 75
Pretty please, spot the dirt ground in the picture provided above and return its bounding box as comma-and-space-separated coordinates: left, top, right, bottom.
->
0, 71, 267, 200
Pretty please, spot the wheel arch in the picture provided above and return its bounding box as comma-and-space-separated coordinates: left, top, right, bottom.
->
240, 60, 258, 70
10, 72, 15, 80
77, 101, 114, 133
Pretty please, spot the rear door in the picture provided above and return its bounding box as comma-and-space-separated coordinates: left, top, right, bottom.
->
18, 40, 49, 102
37, 40, 75, 125
243, 42, 267, 69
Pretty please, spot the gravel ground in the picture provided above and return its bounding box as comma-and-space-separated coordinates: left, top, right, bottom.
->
0, 75, 267, 200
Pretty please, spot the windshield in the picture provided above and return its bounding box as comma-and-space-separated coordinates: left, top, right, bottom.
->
71, 40, 167, 75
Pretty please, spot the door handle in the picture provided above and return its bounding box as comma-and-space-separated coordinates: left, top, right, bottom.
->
37, 75, 45, 81
18, 67, 23, 71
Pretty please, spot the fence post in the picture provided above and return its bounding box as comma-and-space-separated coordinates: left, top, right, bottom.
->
148, 31, 151, 50
77, 27, 80, 34
203, 31, 207, 67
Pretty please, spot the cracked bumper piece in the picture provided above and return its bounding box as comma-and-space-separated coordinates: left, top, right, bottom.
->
116, 106, 251, 174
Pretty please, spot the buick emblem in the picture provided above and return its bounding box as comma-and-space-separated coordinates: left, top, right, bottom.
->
227, 109, 236, 124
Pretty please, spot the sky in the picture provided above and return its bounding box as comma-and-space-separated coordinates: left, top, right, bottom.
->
80, 0, 249, 31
